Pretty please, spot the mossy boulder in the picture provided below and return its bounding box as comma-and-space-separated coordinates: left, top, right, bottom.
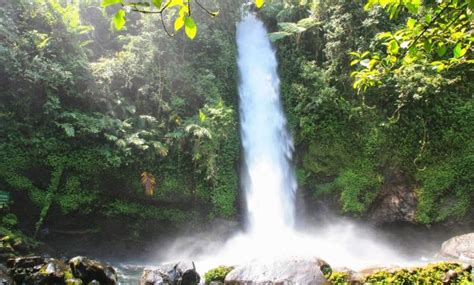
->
6, 255, 117, 285
69, 256, 117, 285
7, 256, 73, 284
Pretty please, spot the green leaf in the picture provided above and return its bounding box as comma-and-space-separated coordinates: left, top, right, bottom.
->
113, 9, 126, 30
453, 42, 462, 58
152, 0, 162, 9
102, 0, 121, 8
436, 43, 447, 57
406, 18, 416, 29
60, 124, 75, 137
268, 31, 292, 42
388, 40, 399, 55
350, 59, 360, 66
174, 16, 185, 31
255, 0, 264, 8
184, 17, 197, 39
431, 61, 445, 72
199, 110, 207, 123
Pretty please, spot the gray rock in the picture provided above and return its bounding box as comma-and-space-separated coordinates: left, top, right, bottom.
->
7, 256, 73, 284
0, 264, 14, 285
140, 261, 200, 285
440, 233, 474, 260
69, 256, 117, 285
224, 257, 331, 285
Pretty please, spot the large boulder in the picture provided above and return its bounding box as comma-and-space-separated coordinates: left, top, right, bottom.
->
224, 257, 331, 285
140, 261, 200, 285
440, 233, 474, 260
69, 256, 117, 285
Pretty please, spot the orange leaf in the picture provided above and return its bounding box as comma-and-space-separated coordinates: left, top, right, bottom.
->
141, 171, 156, 196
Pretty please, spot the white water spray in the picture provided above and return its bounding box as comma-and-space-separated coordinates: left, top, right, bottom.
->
238, 14, 297, 237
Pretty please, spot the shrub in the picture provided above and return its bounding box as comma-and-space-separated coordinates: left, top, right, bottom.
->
204, 266, 234, 284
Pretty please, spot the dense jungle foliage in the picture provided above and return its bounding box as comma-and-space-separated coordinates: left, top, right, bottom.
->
0, 0, 472, 249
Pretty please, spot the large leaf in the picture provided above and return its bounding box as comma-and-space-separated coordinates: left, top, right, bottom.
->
268, 31, 292, 42
278, 22, 306, 34
296, 18, 321, 29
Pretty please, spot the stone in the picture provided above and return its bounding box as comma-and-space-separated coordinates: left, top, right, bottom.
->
224, 257, 331, 285
6, 256, 44, 269
368, 172, 416, 224
7, 256, 74, 285
440, 233, 474, 260
66, 278, 84, 285
442, 269, 458, 284
0, 264, 14, 285
140, 261, 200, 285
69, 256, 117, 285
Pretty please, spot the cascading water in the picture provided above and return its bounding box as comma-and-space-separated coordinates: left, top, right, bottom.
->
164, 13, 412, 273
237, 14, 297, 237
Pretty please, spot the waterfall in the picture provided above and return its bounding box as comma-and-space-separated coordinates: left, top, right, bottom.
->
166, 13, 408, 273
237, 14, 297, 236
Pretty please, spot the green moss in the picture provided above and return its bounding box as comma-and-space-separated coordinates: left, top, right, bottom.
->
364, 262, 472, 284
328, 271, 350, 284
336, 160, 383, 215
204, 266, 234, 284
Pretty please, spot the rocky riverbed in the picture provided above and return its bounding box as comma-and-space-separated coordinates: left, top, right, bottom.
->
0, 233, 473, 284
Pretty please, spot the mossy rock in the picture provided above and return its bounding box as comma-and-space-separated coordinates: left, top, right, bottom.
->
204, 266, 234, 284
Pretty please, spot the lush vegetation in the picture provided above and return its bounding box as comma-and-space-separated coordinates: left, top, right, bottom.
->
0, 0, 241, 244
265, 0, 473, 222
204, 265, 234, 284
329, 262, 473, 284
0, 0, 472, 252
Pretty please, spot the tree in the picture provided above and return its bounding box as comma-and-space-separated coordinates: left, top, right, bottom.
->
102, 0, 266, 39
350, 0, 473, 92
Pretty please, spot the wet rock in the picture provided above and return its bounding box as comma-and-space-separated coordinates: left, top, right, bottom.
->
33, 259, 72, 283
224, 257, 330, 284
66, 278, 84, 285
368, 172, 416, 224
440, 233, 474, 260
0, 238, 16, 264
140, 261, 200, 285
69, 256, 117, 285
0, 264, 14, 285
442, 269, 458, 284
6, 256, 44, 269
7, 256, 73, 284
